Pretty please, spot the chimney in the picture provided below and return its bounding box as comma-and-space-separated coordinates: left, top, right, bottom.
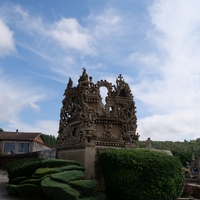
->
16, 129, 18, 133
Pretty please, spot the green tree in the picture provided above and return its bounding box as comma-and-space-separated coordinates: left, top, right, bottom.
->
42, 134, 57, 147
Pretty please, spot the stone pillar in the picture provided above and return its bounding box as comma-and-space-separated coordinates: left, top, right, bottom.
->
57, 145, 96, 179
84, 145, 96, 179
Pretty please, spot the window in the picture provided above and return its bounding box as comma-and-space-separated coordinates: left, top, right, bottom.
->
3, 142, 16, 154
3, 142, 30, 154
17, 143, 30, 153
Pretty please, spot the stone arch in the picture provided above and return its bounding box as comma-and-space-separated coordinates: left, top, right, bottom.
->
95, 80, 113, 97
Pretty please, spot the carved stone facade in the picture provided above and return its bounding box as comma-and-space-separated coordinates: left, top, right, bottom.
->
57, 68, 139, 150
56, 68, 139, 179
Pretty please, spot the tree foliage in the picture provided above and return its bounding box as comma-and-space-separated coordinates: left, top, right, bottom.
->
138, 139, 200, 166
41, 134, 57, 147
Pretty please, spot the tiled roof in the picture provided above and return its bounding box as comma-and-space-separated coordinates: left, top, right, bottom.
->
0, 131, 42, 141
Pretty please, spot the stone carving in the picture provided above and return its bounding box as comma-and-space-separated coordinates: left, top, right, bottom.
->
103, 124, 113, 138
146, 137, 154, 149
57, 68, 139, 149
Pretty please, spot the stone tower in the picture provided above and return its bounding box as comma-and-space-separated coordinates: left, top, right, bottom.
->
56, 68, 139, 178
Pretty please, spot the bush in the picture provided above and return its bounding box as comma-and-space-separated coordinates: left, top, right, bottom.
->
20, 176, 48, 186
32, 167, 61, 178
6, 158, 103, 200
41, 176, 80, 200
50, 170, 85, 184
69, 180, 98, 196
78, 192, 106, 200
78, 197, 99, 200
6, 158, 43, 183
12, 176, 28, 185
32, 165, 85, 179
6, 184, 18, 195
17, 184, 41, 196
6, 183, 41, 196
60, 165, 85, 172
41, 159, 81, 168
100, 149, 185, 200
171, 149, 192, 166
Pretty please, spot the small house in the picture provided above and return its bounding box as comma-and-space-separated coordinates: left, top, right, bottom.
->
0, 130, 50, 154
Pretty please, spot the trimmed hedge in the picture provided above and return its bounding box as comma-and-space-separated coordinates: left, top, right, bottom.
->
32, 167, 61, 178
41, 159, 81, 168
41, 176, 80, 200
13, 176, 28, 185
50, 170, 85, 184
100, 149, 185, 200
60, 165, 85, 172
6, 158, 43, 183
78, 197, 100, 200
6, 184, 18, 195
69, 180, 98, 196
6, 158, 81, 183
78, 192, 106, 200
20, 176, 48, 186
6, 158, 103, 199
32, 165, 85, 178
6, 183, 41, 196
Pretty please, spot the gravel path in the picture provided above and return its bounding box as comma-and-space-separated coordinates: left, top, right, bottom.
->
0, 170, 18, 200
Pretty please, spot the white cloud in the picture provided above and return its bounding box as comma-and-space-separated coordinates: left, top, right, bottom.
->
50, 18, 95, 55
133, 0, 200, 141
88, 8, 123, 39
87, 7, 130, 56
0, 19, 16, 56
14, 6, 95, 56
5, 120, 59, 137
0, 5, 136, 77
0, 71, 46, 122
0, 5, 97, 79
2, 2, 200, 142
127, 53, 159, 67
14, 5, 45, 36
138, 109, 200, 141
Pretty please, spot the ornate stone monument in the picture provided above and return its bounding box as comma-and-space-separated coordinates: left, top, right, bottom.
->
56, 68, 139, 178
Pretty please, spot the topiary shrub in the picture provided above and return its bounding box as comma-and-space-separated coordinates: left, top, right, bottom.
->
6, 184, 19, 195
100, 149, 185, 200
50, 170, 85, 184
32, 165, 85, 179
12, 176, 28, 185
6, 158, 43, 183
41, 159, 81, 168
17, 184, 42, 196
32, 167, 61, 178
41, 176, 80, 200
6, 183, 41, 196
6, 158, 103, 200
60, 165, 85, 172
78, 192, 106, 200
69, 180, 98, 196
20, 176, 48, 186
78, 197, 99, 200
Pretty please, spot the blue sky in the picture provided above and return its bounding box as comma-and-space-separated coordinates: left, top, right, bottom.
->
1, 0, 200, 141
